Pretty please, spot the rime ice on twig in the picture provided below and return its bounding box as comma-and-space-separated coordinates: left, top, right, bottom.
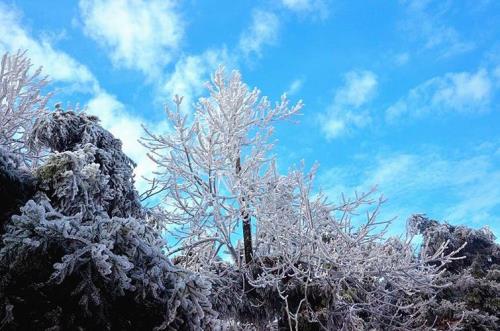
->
141, 66, 303, 267
0, 50, 50, 167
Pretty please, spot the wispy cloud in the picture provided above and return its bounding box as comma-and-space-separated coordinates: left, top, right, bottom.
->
0, 3, 97, 92
386, 68, 494, 121
79, 0, 183, 78
159, 48, 233, 111
286, 78, 304, 96
239, 9, 280, 59
401, 0, 475, 58
280, 0, 329, 19
394, 52, 410, 66
320, 144, 500, 232
320, 70, 378, 139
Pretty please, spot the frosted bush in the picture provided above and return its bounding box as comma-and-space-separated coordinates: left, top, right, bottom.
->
0, 198, 217, 330
410, 215, 499, 330
30, 109, 143, 219
1, 109, 219, 330
144, 68, 465, 329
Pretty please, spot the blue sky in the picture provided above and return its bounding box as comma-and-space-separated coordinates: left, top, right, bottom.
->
1, 0, 499, 235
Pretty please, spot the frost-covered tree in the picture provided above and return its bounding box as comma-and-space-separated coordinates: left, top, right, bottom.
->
1, 110, 218, 330
141, 68, 302, 266
0, 199, 217, 330
0, 50, 47, 232
0, 50, 50, 166
143, 68, 463, 329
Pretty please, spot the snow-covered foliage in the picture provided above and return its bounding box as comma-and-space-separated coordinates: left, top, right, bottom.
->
410, 215, 499, 330
30, 109, 143, 220
143, 68, 465, 329
0, 51, 50, 166
240, 170, 462, 330
1, 108, 218, 330
188, 171, 464, 329
0, 198, 217, 330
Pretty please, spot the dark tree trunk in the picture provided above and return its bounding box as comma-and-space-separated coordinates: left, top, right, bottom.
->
242, 212, 253, 264
236, 156, 253, 264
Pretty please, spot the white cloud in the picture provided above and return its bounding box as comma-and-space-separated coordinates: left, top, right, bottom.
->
239, 10, 280, 58
85, 91, 166, 193
280, 0, 329, 18
320, 70, 378, 139
286, 78, 304, 96
0, 3, 97, 92
335, 71, 378, 107
79, 0, 183, 77
320, 145, 500, 231
159, 48, 233, 110
386, 68, 494, 121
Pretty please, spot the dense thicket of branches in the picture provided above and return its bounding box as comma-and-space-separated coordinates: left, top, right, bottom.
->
0, 51, 498, 330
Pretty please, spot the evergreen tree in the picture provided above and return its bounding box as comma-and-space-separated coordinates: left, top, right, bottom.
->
1, 109, 217, 330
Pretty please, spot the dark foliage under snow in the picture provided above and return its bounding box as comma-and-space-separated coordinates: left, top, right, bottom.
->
0, 148, 35, 231
411, 215, 500, 330
0, 110, 217, 330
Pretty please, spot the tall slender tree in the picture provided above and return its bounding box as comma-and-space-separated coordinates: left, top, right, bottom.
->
141, 67, 302, 266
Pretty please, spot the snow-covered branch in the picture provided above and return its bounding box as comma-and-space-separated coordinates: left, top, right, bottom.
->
0, 50, 50, 166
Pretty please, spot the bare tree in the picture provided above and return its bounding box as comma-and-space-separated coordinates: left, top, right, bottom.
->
141, 67, 302, 266
0, 50, 50, 166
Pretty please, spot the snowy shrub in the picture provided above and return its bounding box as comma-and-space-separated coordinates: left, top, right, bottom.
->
0, 198, 217, 330
1, 109, 219, 330
30, 109, 143, 219
143, 68, 465, 329
411, 215, 499, 330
